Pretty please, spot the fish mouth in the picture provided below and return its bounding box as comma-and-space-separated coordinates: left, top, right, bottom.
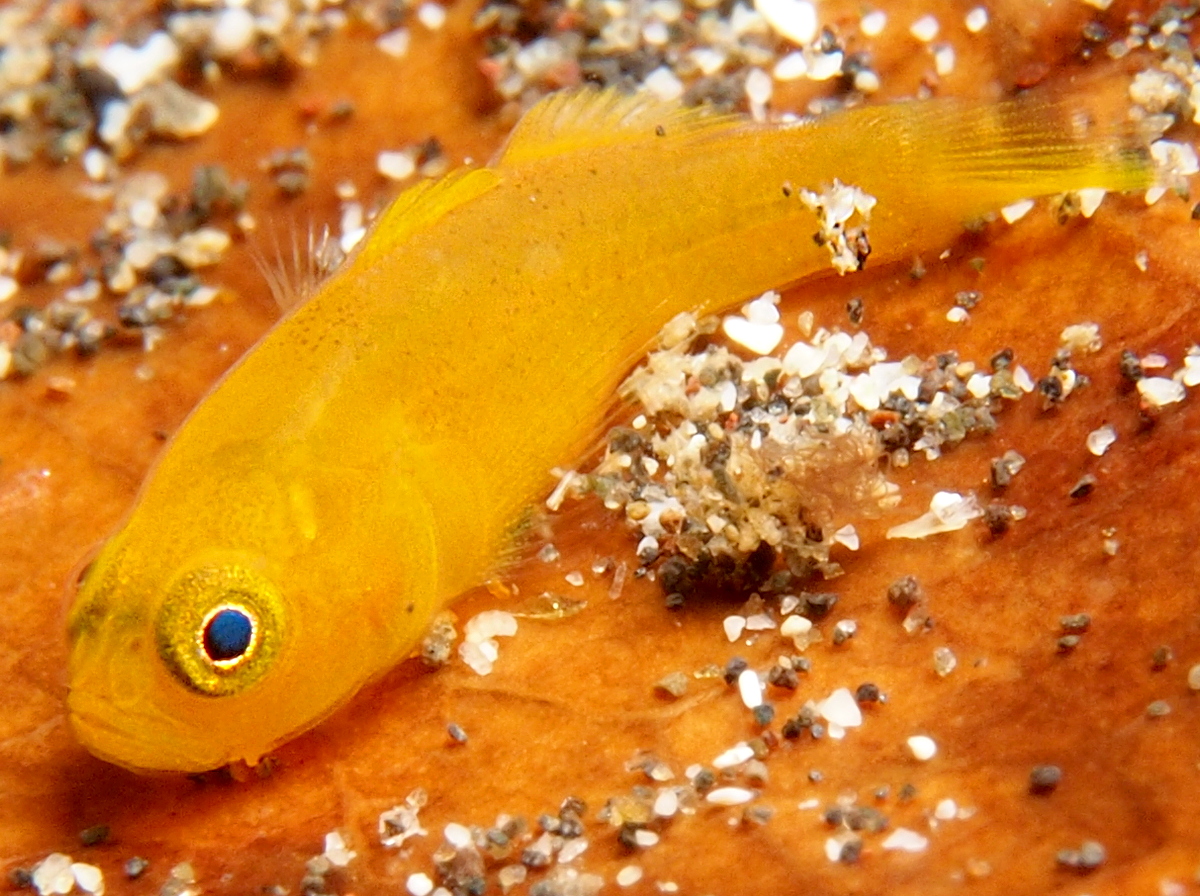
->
66, 690, 224, 775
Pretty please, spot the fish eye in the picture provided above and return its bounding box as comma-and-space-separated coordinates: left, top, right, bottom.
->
157, 565, 284, 696
201, 605, 257, 665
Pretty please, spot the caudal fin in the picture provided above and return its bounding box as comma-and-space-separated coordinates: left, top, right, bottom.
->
890, 95, 1153, 197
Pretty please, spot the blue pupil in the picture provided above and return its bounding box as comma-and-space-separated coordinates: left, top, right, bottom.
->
203, 608, 253, 662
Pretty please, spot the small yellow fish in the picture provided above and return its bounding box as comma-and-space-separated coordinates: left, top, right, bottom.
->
66, 89, 1149, 773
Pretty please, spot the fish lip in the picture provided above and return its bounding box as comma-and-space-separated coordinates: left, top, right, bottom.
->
66, 690, 221, 774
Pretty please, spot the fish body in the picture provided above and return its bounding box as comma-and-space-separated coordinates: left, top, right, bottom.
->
66, 90, 1150, 772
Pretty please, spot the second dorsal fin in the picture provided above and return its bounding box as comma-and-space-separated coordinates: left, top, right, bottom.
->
496, 87, 746, 167
355, 167, 502, 264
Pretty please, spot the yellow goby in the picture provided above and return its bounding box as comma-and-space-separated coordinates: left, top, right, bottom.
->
66, 89, 1150, 773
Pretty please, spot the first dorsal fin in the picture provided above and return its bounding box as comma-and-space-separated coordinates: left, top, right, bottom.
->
496, 87, 746, 167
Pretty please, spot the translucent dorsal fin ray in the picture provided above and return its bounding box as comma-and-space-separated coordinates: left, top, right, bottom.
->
496, 87, 746, 167
254, 222, 333, 313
